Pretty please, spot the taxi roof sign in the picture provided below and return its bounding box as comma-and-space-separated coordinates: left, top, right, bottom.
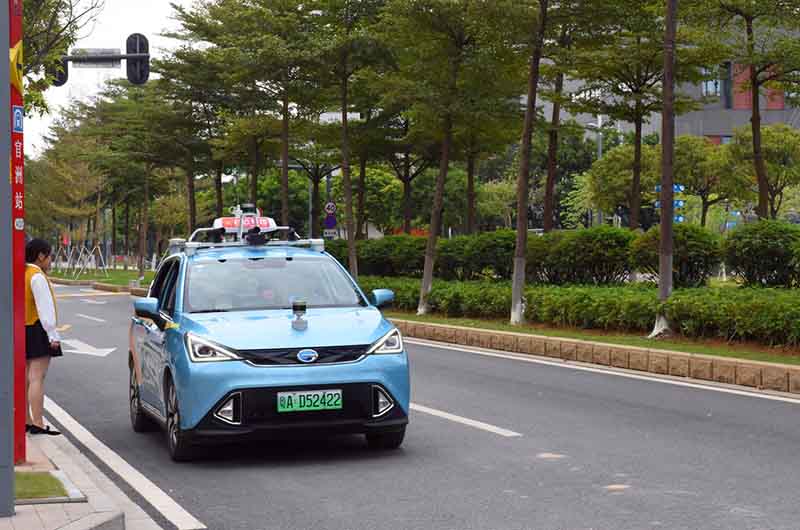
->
213, 216, 277, 233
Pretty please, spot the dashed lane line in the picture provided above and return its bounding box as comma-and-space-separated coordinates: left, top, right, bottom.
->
44, 397, 207, 530
76, 313, 106, 323
410, 402, 522, 437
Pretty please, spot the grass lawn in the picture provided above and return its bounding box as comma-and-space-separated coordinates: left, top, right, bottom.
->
385, 310, 800, 367
15, 472, 67, 500
51, 269, 155, 287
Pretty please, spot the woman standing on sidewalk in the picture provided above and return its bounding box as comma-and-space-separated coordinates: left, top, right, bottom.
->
25, 238, 62, 436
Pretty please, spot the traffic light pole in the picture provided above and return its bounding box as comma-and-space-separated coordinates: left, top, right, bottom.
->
1, 0, 14, 518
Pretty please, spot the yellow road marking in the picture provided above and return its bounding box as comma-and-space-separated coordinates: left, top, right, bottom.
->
56, 325, 72, 333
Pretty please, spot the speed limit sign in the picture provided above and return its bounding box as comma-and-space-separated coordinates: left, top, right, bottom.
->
324, 202, 337, 215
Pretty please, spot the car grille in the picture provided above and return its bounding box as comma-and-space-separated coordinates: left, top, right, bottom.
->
237, 345, 370, 366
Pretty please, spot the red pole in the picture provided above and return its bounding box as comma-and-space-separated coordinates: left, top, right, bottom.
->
10, 0, 25, 464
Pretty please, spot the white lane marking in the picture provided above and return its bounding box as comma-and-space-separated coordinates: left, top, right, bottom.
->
410, 403, 522, 437
57, 292, 129, 299
537, 452, 567, 460
406, 338, 800, 406
81, 299, 108, 305
60, 339, 116, 357
44, 397, 207, 530
76, 313, 106, 323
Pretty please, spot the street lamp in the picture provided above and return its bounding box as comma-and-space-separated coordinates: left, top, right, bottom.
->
585, 115, 605, 226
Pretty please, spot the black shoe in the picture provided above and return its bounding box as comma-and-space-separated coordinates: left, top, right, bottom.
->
28, 425, 61, 436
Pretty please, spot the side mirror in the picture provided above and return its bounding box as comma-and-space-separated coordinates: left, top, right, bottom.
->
134, 297, 160, 321
370, 289, 395, 309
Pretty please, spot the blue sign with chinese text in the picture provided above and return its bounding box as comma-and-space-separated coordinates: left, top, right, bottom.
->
12, 106, 23, 133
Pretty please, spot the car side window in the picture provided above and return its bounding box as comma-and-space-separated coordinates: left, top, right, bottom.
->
149, 260, 175, 301
160, 262, 181, 317
161, 262, 180, 316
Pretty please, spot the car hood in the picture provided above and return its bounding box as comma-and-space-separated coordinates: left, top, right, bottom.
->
180, 307, 393, 351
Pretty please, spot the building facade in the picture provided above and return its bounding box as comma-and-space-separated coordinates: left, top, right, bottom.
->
677, 64, 800, 143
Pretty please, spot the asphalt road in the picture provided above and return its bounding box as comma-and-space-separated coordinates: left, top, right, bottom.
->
43, 285, 800, 530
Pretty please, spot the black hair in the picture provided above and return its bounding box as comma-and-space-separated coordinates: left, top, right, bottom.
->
25, 239, 52, 264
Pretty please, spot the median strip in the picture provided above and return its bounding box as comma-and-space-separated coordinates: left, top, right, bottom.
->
395, 319, 800, 397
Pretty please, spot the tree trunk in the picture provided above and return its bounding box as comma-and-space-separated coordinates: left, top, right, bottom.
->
745, 19, 769, 219
418, 116, 453, 315
123, 202, 129, 271
701, 198, 710, 227
341, 74, 359, 278
111, 203, 117, 257
186, 162, 196, 233
510, 0, 548, 325
138, 176, 150, 278
281, 95, 291, 227
630, 114, 643, 230
652, 0, 678, 338
311, 177, 321, 239
543, 69, 564, 233
250, 137, 261, 208
466, 153, 477, 234
402, 176, 412, 234
356, 156, 367, 239
215, 160, 224, 218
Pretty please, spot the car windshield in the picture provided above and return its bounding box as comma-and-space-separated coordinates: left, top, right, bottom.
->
185, 256, 365, 313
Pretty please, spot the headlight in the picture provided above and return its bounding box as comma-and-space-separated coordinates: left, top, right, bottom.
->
368, 329, 404, 354
185, 333, 242, 363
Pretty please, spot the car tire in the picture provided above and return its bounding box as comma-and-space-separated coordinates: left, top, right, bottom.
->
129, 356, 156, 433
165, 378, 194, 462
366, 427, 406, 450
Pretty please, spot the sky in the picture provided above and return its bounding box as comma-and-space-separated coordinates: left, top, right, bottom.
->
26, 0, 193, 156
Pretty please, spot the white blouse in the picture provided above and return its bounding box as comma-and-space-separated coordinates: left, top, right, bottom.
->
30, 270, 60, 343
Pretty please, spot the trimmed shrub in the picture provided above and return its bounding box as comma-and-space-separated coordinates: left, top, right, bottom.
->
664, 288, 800, 346
436, 236, 472, 280
725, 220, 800, 287
325, 239, 347, 266
464, 230, 517, 280
550, 226, 635, 285
630, 224, 723, 287
526, 231, 568, 284
358, 275, 800, 346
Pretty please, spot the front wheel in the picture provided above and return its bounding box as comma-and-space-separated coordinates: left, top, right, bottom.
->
166, 379, 194, 462
366, 427, 406, 450
129, 358, 155, 433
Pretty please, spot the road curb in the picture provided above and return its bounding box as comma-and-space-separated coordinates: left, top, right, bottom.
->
51, 277, 149, 297
57, 511, 125, 530
392, 318, 800, 395
50, 278, 94, 286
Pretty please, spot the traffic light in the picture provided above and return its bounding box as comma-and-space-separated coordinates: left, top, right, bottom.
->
126, 33, 150, 85
49, 57, 69, 87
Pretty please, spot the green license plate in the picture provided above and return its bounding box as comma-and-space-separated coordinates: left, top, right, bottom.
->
277, 389, 343, 413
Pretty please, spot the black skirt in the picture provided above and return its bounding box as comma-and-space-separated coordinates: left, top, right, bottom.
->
25, 320, 63, 360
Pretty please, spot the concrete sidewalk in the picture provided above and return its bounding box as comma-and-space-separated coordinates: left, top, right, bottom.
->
1, 429, 162, 530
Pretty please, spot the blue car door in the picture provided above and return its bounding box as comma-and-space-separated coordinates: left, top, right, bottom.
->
153, 261, 182, 415
139, 259, 179, 410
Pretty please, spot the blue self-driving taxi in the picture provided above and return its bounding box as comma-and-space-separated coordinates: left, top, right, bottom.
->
128, 206, 409, 461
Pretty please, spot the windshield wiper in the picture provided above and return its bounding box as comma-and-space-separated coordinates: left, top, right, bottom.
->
191, 309, 230, 314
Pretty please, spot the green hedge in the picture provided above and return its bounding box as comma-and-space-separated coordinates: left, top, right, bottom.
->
630, 224, 723, 287
724, 220, 800, 287
358, 276, 800, 347
329, 221, 799, 289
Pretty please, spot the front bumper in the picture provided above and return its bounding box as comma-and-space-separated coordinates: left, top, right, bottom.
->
173, 350, 410, 431
184, 382, 407, 444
